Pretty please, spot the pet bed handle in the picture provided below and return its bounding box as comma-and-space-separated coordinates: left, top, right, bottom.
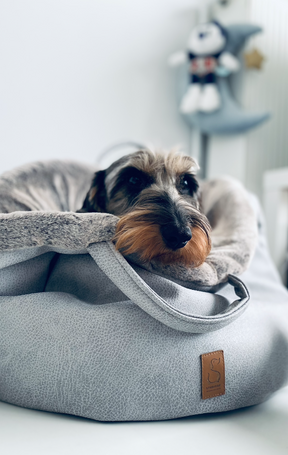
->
88, 242, 250, 334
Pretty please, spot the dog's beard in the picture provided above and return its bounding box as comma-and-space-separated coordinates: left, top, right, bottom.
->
114, 209, 211, 267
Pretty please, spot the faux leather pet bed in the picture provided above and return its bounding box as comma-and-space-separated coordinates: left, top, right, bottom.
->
0, 160, 287, 421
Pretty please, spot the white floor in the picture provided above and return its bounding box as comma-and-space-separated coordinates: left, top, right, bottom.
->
1, 386, 288, 455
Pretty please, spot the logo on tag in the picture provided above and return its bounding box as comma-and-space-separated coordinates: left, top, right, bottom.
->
201, 350, 225, 400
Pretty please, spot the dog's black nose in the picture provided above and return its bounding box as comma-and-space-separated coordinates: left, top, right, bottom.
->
161, 225, 192, 250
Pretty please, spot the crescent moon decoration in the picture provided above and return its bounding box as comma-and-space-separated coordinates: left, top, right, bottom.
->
177, 24, 270, 135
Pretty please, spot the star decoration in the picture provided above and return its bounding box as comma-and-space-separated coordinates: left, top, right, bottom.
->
244, 48, 265, 70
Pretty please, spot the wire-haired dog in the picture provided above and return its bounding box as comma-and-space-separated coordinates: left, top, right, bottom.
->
78, 149, 211, 267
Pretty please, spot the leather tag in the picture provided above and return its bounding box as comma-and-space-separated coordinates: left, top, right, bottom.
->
201, 350, 225, 400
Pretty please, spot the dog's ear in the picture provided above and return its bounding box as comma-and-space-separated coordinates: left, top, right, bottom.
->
77, 170, 107, 213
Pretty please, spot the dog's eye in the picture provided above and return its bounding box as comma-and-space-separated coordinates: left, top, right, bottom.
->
113, 166, 153, 197
129, 176, 141, 185
178, 174, 199, 196
179, 177, 190, 195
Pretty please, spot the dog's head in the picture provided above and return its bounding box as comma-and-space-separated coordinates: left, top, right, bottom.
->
79, 149, 211, 266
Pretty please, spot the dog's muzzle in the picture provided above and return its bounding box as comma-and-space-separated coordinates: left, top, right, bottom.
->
160, 224, 192, 250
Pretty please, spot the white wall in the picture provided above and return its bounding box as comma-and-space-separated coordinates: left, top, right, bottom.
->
0, 0, 202, 173
245, 0, 288, 200
1, 0, 287, 195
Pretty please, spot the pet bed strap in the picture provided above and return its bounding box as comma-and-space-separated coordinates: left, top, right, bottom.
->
88, 242, 250, 334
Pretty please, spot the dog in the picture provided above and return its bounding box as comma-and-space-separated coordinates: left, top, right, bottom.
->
78, 149, 211, 267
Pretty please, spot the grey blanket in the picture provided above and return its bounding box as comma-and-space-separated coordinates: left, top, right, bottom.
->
0, 160, 258, 289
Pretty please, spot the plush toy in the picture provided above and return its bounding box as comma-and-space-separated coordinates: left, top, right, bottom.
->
169, 21, 240, 113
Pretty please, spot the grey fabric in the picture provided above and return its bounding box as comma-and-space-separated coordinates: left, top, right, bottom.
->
0, 160, 287, 421
0, 160, 118, 252
88, 243, 249, 333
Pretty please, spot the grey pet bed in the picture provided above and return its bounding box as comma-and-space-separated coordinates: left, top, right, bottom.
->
0, 160, 287, 422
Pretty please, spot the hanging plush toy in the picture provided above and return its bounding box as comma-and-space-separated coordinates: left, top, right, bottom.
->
169, 21, 240, 113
